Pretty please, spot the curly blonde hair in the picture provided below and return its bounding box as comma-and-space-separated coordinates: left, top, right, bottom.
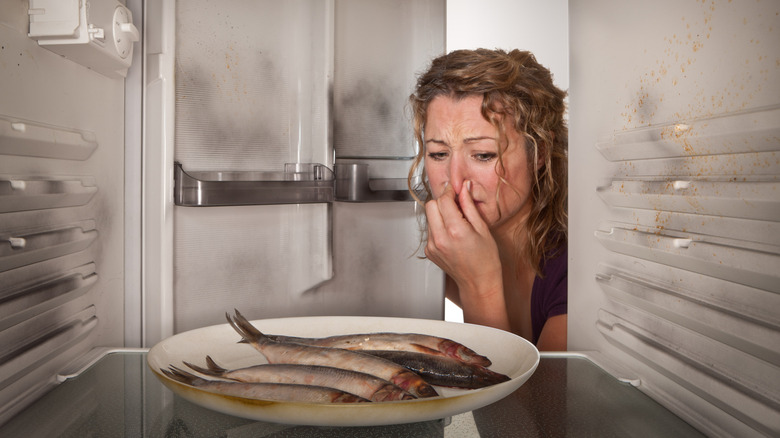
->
408, 48, 568, 275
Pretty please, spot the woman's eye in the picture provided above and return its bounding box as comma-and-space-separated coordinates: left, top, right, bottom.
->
474, 153, 497, 162
427, 152, 448, 161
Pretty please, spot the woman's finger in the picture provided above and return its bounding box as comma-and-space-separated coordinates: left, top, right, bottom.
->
424, 198, 445, 235
435, 183, 469, 228
457, 180, 489, 234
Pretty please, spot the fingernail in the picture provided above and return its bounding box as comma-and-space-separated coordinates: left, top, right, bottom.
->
465, 180, 472, 192
443, 181, 449, 189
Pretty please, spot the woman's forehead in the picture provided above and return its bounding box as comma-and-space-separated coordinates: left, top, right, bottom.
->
427, 94, 519, 128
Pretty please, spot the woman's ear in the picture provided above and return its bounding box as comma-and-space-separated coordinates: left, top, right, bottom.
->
536, 143, 547, 170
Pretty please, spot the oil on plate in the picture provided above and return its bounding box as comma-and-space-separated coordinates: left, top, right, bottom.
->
147, 315, 539, 426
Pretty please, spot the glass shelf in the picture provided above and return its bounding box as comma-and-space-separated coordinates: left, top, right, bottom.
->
0, 351, 705, 437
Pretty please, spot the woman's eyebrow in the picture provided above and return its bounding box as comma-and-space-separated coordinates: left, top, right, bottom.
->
463, 135, 497, 143
424, 136, 496, 145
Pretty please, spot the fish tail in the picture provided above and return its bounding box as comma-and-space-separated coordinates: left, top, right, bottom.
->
182, 356, 225, 378
226, 310, 270, 346
162, 366, 205, 386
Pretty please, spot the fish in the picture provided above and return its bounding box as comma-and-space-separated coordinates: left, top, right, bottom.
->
266, 332, 492, 367
360, 350, 511, 389
161, 366, 369, 403
226, 310, 439, 398
184, 356, 415, 402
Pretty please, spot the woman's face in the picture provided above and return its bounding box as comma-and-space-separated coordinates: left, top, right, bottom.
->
424, 94, 535, 230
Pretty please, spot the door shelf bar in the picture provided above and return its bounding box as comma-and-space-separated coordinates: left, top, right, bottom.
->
174, 162, 414, 206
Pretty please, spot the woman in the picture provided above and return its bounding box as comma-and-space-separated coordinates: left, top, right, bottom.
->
408, 49, 568, 350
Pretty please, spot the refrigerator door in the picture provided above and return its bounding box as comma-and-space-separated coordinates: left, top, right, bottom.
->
143, 0, 445, 337
569, 1, 780, 436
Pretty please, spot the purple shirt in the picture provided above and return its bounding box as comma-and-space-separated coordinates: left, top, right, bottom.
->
530, 245, 568, 345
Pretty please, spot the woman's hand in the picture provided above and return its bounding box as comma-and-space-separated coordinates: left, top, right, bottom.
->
425, 181, 499, 290
425, 181, 511, 330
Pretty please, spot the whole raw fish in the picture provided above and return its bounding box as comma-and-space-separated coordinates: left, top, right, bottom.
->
184, 356, 415, 402
226, 310, 439, 398
161, 366, 369, 403
361, 350, 511, 389
267, 332, 492, 367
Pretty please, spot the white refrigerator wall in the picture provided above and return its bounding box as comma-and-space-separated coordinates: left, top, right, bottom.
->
0, 1, 128, 423
569, 1, 779, 436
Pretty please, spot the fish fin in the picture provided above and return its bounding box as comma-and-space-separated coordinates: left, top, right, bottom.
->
205, 355, 229, 374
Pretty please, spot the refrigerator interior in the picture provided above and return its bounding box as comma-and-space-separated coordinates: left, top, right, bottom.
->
0, 0, 778, 436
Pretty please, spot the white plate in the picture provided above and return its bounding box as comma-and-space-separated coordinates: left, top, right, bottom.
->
147, 316, 539, 427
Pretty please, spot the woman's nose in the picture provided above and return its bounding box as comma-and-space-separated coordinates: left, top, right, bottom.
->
448, 155, 466, 195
